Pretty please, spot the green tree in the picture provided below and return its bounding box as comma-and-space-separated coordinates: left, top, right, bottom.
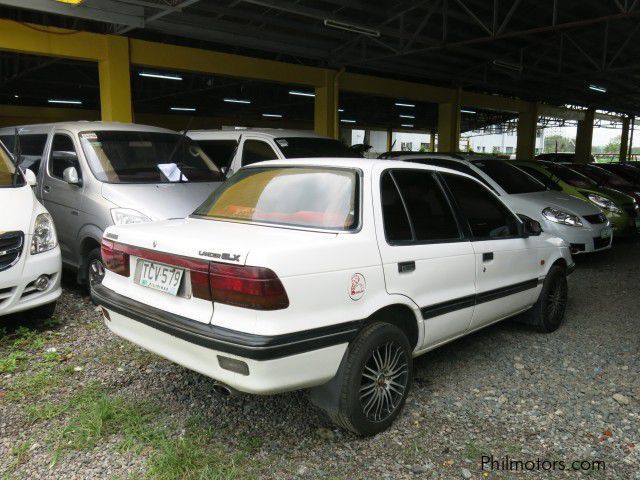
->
544, 135, 574, 153
602, 135, 621, 154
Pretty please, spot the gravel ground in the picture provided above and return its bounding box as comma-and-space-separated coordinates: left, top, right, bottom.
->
1, 239, 638, 479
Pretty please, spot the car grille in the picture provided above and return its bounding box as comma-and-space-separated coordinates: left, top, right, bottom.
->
583, 213, 607, 224
593, 237, 611, 250
0, 231, 24, 272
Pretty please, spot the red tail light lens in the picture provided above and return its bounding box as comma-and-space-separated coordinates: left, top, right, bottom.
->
101, 239, 130, 277
209, 263, 289, 310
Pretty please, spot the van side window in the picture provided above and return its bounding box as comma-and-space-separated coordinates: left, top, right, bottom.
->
49, 134, 80, 179
0, 134, 48, 174
443, 173, 519, 239
380, 171, 412, 243
241, 140, 278, 166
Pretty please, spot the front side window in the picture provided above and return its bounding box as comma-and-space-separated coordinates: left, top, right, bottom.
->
0, 141, 24, 188
472, 160, 546, 194
194, 139, 238, 171
443, 173, 520, 239
49, 134, 80, 180
274, 137, 357, 158
194, 167, 358, 231
241, 140, 278, 166
79, 131, 223, 184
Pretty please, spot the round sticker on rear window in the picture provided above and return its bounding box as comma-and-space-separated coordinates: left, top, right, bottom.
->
350, 273, 366, 301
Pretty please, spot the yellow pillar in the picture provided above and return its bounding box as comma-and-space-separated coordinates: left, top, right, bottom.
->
574, 108, 595, 163
516, 103, 539, 160
99, 36, 133, 123
437, 102, 460, 152
619, 116, 630, 162
314, 71, 338, 138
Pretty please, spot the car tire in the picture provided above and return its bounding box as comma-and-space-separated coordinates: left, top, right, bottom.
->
85, 247, 105, 291
27, 301, 56, 320
523, 265, 568, 333
310, 322, 413, 436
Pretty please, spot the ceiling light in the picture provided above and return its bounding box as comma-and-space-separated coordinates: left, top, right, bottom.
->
170, 107, 196, 112
399, 114, 415, 119
55, 0, 84, 4
323, 19, 380, 38
395, 102, 415, 108
139, 72, 182, 81
289, 90, 315, 97
262, 113, 282, 118
338, 108, 344, 112
340, 119, 356, 123
13, 94, 19, 98
48, 99, 82, 105
224, 98, 251, 104
401, 124, 414, 128
588, 84, 607, 93
461, 109, 476, 114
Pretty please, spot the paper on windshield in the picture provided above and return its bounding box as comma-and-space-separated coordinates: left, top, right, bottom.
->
158, 163, 187, 182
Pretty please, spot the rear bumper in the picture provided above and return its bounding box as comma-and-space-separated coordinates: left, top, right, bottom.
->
92, 284, 353, 394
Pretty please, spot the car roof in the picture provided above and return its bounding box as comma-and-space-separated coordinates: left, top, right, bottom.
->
187, 128, 326, 140
385, 152, 505, 164
0, 121, 177, 135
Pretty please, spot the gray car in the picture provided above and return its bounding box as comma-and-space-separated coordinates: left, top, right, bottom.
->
0, 122, 224, 287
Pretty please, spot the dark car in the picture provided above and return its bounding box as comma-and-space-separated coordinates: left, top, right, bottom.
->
536, 152, 597, 163
568, 163, 640, 206
597, 163, 640, 187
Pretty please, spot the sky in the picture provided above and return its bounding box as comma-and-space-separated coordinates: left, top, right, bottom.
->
544, 125, 622, 146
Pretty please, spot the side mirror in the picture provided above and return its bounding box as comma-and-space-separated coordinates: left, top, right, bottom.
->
62, 166, 81, 185
221, 166, 228, 175
24, 168, 37, 187
523, 218, 543, 236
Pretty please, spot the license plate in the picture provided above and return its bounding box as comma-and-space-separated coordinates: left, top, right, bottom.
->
138, 260, 184, 296
600, 226, 612, 239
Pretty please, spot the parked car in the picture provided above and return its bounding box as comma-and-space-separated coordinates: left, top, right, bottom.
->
387, 153, 613, 254
513, 161, 639, 238
0, 139, 61, 319
536, 152, 597, 163
0, 122, 224, 288
93, 158, 573, 435
187, 129, 359, 177
567, 163, 640, 205
597, 162, 640, 186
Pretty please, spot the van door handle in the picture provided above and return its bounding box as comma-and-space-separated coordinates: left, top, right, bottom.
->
43, 185, 51, 193
482, 252, 494, 262
398, 261, 415, 273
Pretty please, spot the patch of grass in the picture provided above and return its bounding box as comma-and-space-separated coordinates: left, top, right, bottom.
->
9, 326, 46, 351
0, 350, 27, 373
11, 439, 33, 463
144, 418, 257, 480
465, 441, 484, 460
24, 401, 68, 423
3, 363, 72, 401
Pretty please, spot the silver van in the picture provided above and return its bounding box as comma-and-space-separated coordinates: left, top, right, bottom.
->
0, 122, 224, 287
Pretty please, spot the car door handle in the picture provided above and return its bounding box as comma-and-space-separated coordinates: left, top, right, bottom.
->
43, 185, 51, 193
398, 261, 416, 273
482, 252, 494, 262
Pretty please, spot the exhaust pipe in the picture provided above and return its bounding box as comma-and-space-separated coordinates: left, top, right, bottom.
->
212, 381, 238, 397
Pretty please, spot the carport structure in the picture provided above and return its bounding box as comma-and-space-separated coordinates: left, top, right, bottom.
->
1, 0, 640, 160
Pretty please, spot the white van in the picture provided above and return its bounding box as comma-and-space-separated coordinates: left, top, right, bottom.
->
0, 139, 61, 319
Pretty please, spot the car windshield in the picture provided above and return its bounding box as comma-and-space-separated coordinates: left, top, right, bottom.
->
194, 167, 358, 231
274, 137, 358, 158
0, 141, 24, 188
79, 131, 224, 184
471, 160, 546, 194
543, 163, 597, 188
573, 165, 633, 188
193, 139, 237, 171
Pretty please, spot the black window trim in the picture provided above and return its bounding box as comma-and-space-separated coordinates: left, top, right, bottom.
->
437, 171, 526, 242
380, 168, 468, 247
240, 138, 279, 166
48, 131, 82, 182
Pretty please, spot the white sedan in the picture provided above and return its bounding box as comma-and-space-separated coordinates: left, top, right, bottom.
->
93, 158, 574, 435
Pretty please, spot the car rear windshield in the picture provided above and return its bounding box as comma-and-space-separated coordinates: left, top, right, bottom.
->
543, 163, 597, 188
471, 160, 546, 194
194, 167, 359, 231
79, 131, 224, 184
274, 137, 358, 158
0, 142, 24, 188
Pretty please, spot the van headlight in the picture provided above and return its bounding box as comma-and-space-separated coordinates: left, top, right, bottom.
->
111, 208, 151, 225
586, 194, 622, 214
31, 213, 58, 254
542, 207, 583, 227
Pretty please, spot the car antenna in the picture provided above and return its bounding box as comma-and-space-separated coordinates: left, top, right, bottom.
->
167, 116, 195, 182
11, 127, 22, 187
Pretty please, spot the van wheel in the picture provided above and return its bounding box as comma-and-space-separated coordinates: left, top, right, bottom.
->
311, 322, 412, 436
86, 247, 105, 292
523, 265, 568, 333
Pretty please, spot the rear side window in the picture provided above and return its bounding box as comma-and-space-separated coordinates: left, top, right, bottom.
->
49, 134, 80, 179
241, 140, 278, 166
380, 170, 460, 244
443, 174, 519, 239
0, 134, 47, 174
195, 139, 237, 170
517, 165, 562, 191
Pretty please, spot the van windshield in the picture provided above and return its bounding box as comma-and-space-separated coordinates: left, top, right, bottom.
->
79, 131, 224, 184
194, 167, 358, 231
0, 141, 24, 188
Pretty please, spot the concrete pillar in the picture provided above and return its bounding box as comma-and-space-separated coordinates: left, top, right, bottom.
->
516, 103, 539, 160
430, 130, 436, 151
99, 36, 133, 123
619, 116, 630, 162
314, 71, 338, 139
437, 102, 460, 152
574, 108, 595, 163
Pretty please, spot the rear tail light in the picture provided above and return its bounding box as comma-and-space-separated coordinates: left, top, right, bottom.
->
209, 263, 289, 310
101, 239, 130, 277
